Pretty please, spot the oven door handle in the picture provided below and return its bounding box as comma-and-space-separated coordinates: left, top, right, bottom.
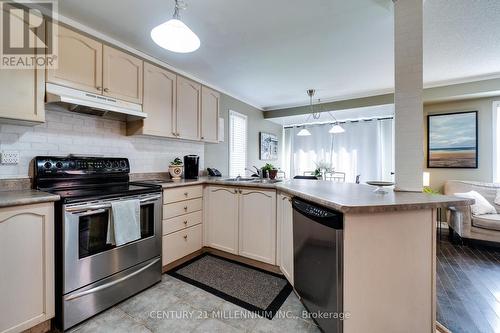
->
65, 195, 161, 213
74, 209, 107, 217
64, 257, 161, 301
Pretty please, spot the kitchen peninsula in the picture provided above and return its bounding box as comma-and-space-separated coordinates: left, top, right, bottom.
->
145, 176, 473, 333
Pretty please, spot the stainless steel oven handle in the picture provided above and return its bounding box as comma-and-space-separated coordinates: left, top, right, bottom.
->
65, 195, 161, 212
64, 257, 161, 301
75, 209, 107, 217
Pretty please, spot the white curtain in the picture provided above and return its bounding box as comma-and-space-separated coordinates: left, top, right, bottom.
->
283, 119, 394, 183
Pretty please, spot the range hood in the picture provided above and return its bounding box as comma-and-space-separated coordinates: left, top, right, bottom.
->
45, 83, 147, 121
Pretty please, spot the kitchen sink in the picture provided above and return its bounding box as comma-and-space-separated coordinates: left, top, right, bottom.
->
222, 177, 256, 182
251, 179, 283, 184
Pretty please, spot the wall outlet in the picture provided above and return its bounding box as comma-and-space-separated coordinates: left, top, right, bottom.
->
1, 151, 20, 164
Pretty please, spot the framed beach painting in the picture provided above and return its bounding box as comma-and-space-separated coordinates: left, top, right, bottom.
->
427, 111, 478, 168
260, 132, 278, 160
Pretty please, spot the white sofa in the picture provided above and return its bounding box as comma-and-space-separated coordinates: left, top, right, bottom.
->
444, 180, 500, 244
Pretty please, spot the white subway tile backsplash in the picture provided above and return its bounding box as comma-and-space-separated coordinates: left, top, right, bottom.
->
0, 108, 205, 179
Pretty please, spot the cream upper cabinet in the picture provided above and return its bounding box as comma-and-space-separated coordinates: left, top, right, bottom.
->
200, 86, 220, 143
176, 76, 201, 141
277, 193, 294, 285
238, 188, 277, 264
0, 67, 44, 124
102, 45, 143, 104
47, 25, 103, 94
0, 13, 44, 124
128, 62, 176, 137
205, 186, 239, 254
0, 203, 54, 333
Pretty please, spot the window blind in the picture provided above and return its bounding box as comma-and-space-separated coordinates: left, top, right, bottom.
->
229, 110, 248, 178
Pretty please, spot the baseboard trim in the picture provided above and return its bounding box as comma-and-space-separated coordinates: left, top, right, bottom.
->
21, 319, 51, 333
162, 247, 282, 275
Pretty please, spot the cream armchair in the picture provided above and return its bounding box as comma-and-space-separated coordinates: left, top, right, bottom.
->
444, 180, 500, 244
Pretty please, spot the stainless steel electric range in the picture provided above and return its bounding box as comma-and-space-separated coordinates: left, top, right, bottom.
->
34, 156, 163, 331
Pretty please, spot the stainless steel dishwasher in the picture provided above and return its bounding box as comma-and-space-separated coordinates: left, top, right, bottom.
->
292, 197, 344, 333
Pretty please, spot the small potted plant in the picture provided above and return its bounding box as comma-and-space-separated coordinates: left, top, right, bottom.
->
169, 157, 183, 180
262, 163, 278, 180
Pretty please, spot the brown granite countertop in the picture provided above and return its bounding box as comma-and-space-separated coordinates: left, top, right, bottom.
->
153, 177, 473, 214
0, 190, 60, 208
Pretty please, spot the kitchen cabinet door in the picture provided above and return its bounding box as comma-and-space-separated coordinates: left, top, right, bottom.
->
238, 188, 277, 264
200, 86, 220, 143
47, 25, 103, 94
0, 14, 44, 124
205, 186, 239, 254
176, 76, 201, 141
128, 62, 176, 137
0, 203, 54, 333
102, 45, 143, 103
278, 193, 294, 285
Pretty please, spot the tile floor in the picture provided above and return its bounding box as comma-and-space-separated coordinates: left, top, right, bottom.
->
68, 274, 320, 333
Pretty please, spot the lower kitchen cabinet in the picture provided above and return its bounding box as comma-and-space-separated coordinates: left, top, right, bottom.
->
162, 186, 203, 267
162, 224, 202, 265
204, 186, 239, 254
205, 186, 277, 264
0, 203, 54, 333
238, 188, 276, 264
277, 193, 294, 285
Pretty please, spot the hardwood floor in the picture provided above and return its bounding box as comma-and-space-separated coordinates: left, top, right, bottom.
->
437, 229, 500, 333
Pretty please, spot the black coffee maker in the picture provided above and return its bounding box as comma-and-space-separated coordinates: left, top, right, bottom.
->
183, 155, 199, 179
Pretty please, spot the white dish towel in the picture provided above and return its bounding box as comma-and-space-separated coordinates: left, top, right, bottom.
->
107, 199, 141, 246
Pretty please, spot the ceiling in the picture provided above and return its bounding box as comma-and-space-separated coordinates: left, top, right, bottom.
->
268, 104, 395, 127
57, 0, 500, 110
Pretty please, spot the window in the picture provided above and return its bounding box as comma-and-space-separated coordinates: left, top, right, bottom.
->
229, 110, 247, 177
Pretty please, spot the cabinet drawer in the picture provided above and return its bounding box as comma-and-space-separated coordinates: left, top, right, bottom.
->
163, 185, 203, 204
162, 224, 202, 265
163, 198, 202, 219
162, 211, 202, 235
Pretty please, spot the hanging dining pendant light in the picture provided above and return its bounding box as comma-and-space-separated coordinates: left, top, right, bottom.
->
297, 127, 312, 136
329, 123, 345, 134
151, 0, 200, 53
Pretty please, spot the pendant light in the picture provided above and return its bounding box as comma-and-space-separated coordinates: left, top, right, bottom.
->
151, 0, 200, 53
297, 127, 312, 136
295, 89, 317, 137
295, 89, 346, 136
329, 122, 345, 134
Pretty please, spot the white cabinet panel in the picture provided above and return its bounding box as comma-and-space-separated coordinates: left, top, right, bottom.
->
0, 203, 54, 333
238, 188, 277, 264
278, 193, 294, 285
201, 86, 219, 143
205, 186, 239, 254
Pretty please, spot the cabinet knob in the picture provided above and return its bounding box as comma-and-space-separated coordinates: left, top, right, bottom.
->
183, 235, 188, 240
184, 192, 188, 196
103, 88, 109, 92
234, 189, 238, 194
184, 206, 188, 211
96, 86, 102, 91
201, 136, 205, 140
184, 220, 188, 225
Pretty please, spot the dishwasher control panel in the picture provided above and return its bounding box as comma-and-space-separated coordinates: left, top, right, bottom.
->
292, 197, 343, 229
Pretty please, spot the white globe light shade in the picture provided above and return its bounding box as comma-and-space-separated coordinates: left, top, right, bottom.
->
151, 19, 200, 53
297, 128, 312, 136
329, 124, 345, 134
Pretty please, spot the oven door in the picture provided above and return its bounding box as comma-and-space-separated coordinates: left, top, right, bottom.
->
63, 193, 162, 294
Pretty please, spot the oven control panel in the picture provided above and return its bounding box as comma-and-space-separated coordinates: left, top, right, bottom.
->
35, 156, 130, 175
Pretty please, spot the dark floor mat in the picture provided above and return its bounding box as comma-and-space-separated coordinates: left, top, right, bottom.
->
168, 253, 292, 319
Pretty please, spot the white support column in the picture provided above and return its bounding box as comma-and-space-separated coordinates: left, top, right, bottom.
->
394, 0, 424, 192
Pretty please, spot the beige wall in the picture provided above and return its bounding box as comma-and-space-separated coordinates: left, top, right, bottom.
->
424, 97, 498, 191
204, 94, 283, 176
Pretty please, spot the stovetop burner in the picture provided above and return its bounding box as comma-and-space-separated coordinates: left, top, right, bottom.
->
33, 156, 162, 202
